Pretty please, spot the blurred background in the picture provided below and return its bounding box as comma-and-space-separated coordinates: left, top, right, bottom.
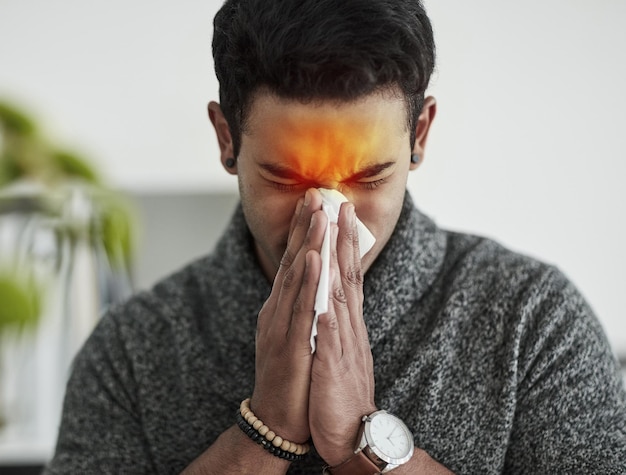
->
0, 0, 624, 472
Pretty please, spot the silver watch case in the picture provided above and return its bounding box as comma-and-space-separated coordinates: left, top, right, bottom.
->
356, 410, 414, 473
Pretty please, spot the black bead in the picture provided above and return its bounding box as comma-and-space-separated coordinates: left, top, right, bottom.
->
234, 410, 308, 462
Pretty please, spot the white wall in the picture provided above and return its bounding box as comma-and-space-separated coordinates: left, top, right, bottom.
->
0, 0, 220, 191
1, 1, 624, 353
416, 1, 626, 353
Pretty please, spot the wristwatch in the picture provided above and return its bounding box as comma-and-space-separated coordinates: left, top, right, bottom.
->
328, 410, 414, 474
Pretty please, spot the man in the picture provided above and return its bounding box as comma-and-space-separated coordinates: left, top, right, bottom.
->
46, 0, 626, 474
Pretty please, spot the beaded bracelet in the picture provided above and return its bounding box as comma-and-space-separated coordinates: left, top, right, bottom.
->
236, 412, 307, 462
237, 398, 311, 461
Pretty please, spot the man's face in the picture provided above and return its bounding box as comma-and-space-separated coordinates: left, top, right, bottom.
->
236, 90, 413, 280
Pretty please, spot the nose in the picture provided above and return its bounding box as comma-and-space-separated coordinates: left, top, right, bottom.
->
314, 182, 355, 203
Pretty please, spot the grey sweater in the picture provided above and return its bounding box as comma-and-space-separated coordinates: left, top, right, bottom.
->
47, 192, 626, 474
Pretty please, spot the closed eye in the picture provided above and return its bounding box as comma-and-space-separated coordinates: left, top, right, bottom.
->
269, 181, 303, 192
259, 161, 395, 192
358, 177, 388, 190
270, 177, 388, 192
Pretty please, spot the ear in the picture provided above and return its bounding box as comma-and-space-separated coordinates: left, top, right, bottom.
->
208, 101, 237, 175
410, 96, 437, 171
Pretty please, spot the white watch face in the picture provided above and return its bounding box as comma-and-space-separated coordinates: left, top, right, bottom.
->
365, 411, 414, 463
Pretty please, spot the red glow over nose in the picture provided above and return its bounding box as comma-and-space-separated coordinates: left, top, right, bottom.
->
270, 116, 387, 185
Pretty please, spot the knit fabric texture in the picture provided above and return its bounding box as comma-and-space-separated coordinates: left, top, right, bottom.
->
46, 192, 626, 474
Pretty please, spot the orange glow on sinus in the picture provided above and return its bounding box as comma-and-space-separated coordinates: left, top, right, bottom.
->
270, 115, 388, 186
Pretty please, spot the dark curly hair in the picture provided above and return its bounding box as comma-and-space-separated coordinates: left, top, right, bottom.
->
212, 0, 436, 157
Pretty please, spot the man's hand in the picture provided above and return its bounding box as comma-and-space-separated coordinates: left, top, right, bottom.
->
309, 201, 377, 466
183, 194, 454, 474
250, 189, 326, 444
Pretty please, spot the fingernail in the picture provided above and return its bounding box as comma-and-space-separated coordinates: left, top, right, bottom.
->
304, 189, 311, 207
309, 213, 316, 228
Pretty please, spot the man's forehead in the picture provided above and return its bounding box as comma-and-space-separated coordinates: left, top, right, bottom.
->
242, 91, 408, 181
244, 89, 407, 130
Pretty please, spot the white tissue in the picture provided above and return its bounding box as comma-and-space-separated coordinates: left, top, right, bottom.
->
310, 189, 376, 353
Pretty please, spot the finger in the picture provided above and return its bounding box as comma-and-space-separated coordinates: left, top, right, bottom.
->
336, 203, 365, 337
279, 188, 322, 273
260, 189, 320, 324
270, 209, 327, 337
338, 202, 362, 270
287, 196, 305, 245
328, 223, 355, 349
313, 267, 343, 363
286, 249, 322, 354
278, 209, 326, 303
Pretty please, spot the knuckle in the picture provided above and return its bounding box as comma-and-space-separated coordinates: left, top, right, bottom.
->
280, 248, 296, 269
292, 296, 302, 314
292, 295, 307, 315
333, 285, 347, 304
282, 265, 297, 289
302, 229, 313, 248
344, 266, 363, 287
294, 208, 308, 228
323, 312, 340, 332
344, 227, 359, 246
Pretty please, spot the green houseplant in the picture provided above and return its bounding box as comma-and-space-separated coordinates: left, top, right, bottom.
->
0, 100, 136, 429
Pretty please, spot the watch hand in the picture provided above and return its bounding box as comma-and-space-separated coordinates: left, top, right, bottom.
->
386, 426, 398, 439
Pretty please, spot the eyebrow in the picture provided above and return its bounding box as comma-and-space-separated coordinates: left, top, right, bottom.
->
259, 161, 396, 181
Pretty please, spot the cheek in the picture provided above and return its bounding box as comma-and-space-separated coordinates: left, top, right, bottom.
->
246, 194, 294, 229
353, 185, 406, 245
357, 198, 394, 232
240, 185, 299, 244
238, 164, 294, 229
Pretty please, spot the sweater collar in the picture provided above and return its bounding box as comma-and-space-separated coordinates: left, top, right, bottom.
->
362, 192, 447, 342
